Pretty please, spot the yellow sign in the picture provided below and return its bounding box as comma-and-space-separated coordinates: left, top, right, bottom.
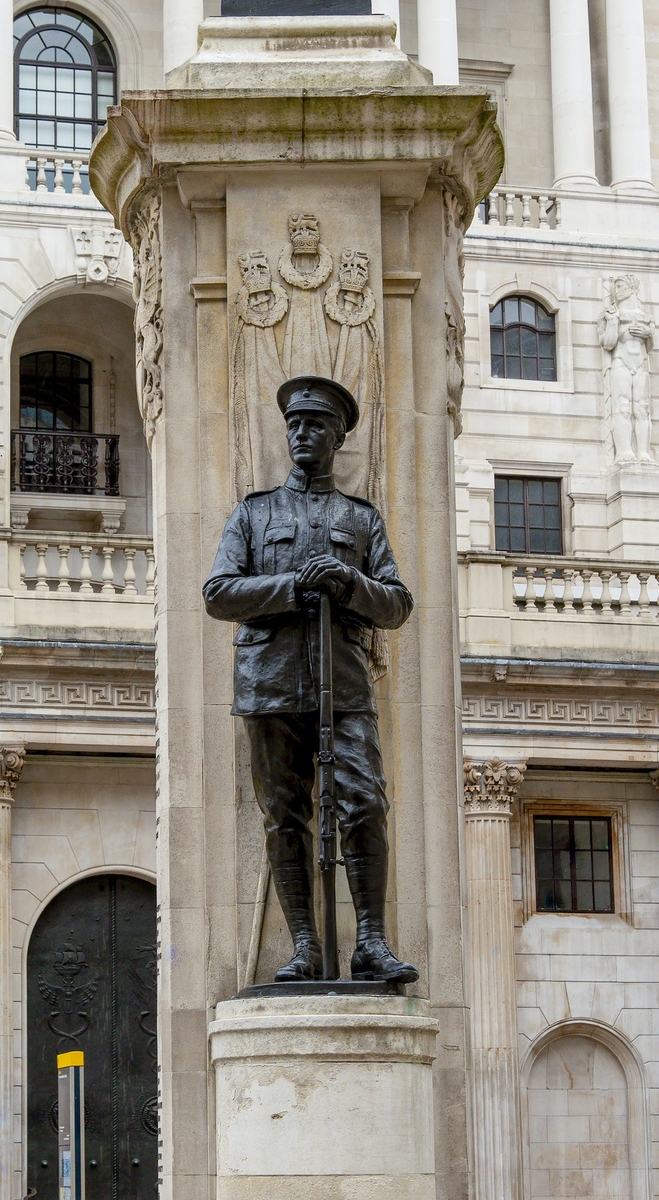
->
57, 1051, 84, 1068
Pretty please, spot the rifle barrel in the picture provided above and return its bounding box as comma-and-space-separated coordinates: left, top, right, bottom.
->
319, 591, 339, 980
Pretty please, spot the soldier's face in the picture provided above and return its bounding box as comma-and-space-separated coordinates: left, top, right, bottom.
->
286, 412, 345, 474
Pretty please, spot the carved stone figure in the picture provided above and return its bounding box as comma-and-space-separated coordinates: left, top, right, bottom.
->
203, 376, 418, 985
231, 250, 290, 496
131, 196, 163, 452
324, 248, 385, 510
444, 193, 466, 436
279, 214, 333, 378
598, 275, 655, 463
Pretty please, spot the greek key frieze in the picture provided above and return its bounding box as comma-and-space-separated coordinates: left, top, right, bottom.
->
0, 680, 154, 711
462, 694, 658, 728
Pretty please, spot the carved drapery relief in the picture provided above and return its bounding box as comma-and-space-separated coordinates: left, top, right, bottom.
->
598, 275, 655, 464
131, 196, 163, 453
0, 745, 26, 801
444, 192, 466, 438
279, 213, 333, 379
463, 756, 527, 816
231, 250, 290, 497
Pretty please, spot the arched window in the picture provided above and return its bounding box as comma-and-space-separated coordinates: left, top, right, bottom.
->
490, 296, 556, 381
14, 8, 116, 155
20, 351, 92, 431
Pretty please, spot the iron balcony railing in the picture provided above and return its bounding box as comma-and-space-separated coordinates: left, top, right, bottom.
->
11, 430, 120, 496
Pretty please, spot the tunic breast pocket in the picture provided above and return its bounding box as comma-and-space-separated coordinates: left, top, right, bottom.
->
330, 526, 356, 565
263, 522, 297, 573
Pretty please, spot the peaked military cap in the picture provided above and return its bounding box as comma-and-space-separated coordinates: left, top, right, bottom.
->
277, 376, 359, 433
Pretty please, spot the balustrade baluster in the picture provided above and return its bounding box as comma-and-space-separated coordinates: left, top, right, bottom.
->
638, 572, 651, 617
618, 571, 632, 614
79, 545, 94, 594
71, 159, 83, 194
36, 158, 47, 192
53, 158, 65, 193
562, 569, 575, 612
581, 569, 594, 611
524, 566, 537, 607
538, 195, 550, 227
57, 544, 71, 593
600, 570, 613, 613
555, 198, 563, 227
122, 548, 137, 595
145, 548, 155, 597
542, 567, 558, 610
19, 545, 27, 592
35, 543, 49, 593
521, 194, 532, 226
101, 546, 116, 595
505, 192, 516, 226
488, 194, 500, 226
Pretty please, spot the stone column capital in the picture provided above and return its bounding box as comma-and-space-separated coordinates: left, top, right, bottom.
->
463, 756, 527, 816
0, 745, 26, 801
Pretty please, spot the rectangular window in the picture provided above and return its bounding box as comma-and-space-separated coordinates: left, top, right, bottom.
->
534, 816, 613, 913
494, 476, 562, 554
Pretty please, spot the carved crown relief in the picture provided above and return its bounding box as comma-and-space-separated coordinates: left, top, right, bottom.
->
130, 196, 163, 453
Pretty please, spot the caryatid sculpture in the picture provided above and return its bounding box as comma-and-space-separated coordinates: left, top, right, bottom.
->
598, 274, 655, 463
203, 376, 419, 985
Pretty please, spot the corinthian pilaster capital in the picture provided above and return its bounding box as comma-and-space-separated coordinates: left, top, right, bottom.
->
463, 756, 527, 816
0, 746, 26, 801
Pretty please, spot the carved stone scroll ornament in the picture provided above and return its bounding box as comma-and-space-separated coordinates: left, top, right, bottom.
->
463, 756, 527, 816
279, 214, 333, 378
231, 250, 290, 497
0, 745, 26, 801
131, 196, 163, 453
443, 192, 466, 437
598, 275, 655, 464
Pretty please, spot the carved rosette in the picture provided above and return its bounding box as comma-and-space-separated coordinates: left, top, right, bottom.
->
463, 756, 527, 816
130, 195, 163, 452
0, 745, 26, 802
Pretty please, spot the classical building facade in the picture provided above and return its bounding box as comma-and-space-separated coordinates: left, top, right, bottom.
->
0, 2, 657, 1200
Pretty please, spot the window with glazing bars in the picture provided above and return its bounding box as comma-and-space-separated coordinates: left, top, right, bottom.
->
534, 816, 614, 913
20, 352, 92, 431
490, 296, 556, 380
494, 476, 562, 554
14, 8, 116, 157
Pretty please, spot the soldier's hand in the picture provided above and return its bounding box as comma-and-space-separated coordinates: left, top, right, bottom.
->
296, 555, 353, 591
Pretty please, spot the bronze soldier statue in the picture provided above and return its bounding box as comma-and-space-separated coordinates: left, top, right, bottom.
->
203, 376, 419, 984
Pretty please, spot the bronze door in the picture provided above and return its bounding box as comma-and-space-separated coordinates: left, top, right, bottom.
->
27, 874, 157, 1200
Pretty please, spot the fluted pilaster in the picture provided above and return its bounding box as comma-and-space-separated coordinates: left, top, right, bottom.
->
464, 756, 526, 1200
0, 746, 25, 1200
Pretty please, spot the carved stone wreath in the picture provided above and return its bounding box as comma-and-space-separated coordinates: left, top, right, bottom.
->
235, 281, 289, 327
278, 241, 333, 290
323, 281, 376, 327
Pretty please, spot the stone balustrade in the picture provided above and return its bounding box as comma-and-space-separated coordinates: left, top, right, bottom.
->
11, 533, 155, 600
510, 557, 659, 614
25, 150, 90, 195
475, 186, 562, 230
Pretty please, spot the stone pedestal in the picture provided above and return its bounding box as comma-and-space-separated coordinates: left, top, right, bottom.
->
90, 16, 502, 1199
209, 994, 438, 1199
606, 463, 659, 560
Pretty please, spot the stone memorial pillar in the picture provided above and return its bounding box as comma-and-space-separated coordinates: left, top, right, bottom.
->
90, 16, 502, 1199
463, 757, 527, 1200
0, 746, 25, 1200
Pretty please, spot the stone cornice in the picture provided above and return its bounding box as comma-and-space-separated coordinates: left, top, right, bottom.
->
0, 746, 26, 802
463, 756, 527, 816
90, 89, 504, 240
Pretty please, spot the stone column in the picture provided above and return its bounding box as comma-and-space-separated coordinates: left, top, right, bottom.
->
606, 0, 654, 191
163, 0, 204, 77
377, 0, 401, 47
549, 0, 598, 187
0, 0, 13, 141
463, 756, 526, 1200
0, 746, 25, 1200
416, 0, 459, 84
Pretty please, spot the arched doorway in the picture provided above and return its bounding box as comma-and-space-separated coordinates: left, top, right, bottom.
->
27, 874, 157, 1199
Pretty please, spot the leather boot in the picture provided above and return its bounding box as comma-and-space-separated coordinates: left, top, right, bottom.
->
345, 853, 419, 984
271, 863, 322, 982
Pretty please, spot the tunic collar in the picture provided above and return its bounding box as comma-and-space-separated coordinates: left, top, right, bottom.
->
285, 467, 335, 493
